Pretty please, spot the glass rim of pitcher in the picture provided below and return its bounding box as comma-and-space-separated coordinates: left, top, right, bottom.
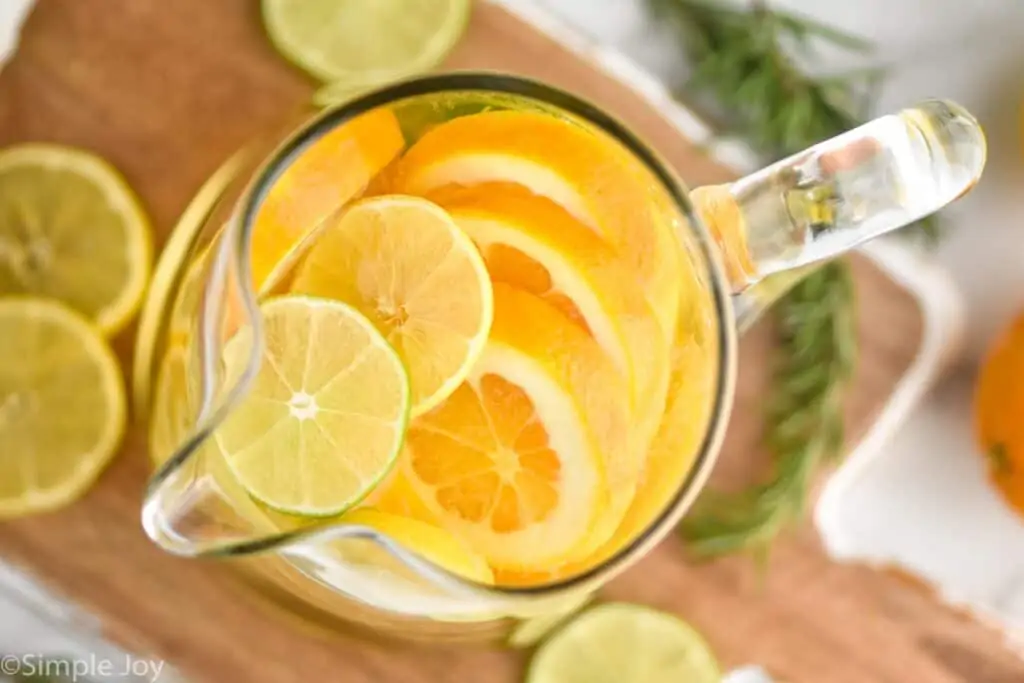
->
153, 71, 738, 597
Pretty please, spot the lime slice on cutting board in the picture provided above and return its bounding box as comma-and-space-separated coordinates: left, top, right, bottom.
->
0, 143, 152, 336
0, 298, 126, 518
215, 295, 411, 517
263, 0, 471, 85
527, 603, 721, 683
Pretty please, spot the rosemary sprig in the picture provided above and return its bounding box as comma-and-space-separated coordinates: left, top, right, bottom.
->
651, 0, 939, 241
680, 262, 856, 557
650, 0, 928, 557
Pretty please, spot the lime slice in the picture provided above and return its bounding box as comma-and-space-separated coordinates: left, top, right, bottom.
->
292, 195, 493, 417
0, 143, 152, 336
215, 295, 411, 516
262, 0, 471, 85
528, 603, 721, 683
0, 298, 126, 518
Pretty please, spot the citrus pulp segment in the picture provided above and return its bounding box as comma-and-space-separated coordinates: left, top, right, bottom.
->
214, 296, 411, 516
0, 298, 126, 517
527, 603, 721, 683
388, 110, 682, 340
291, 195, 493, 416
0, 143, 151, 336
262, 0, 470, 85
399, 285, 632, 570
250, 108, 405, 294
342, 508, 493, 584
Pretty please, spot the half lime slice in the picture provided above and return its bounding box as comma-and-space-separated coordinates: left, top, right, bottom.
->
527, 603, 721, 683
263, 0, 471, 85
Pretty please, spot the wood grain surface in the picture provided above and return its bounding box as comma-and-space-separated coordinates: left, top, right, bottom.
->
1, 1, 1021, 682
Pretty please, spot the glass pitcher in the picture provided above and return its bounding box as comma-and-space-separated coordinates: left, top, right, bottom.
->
133, 73, 985, 643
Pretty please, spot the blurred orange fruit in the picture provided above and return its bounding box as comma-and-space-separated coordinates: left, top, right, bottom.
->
975, 312, 1024, 516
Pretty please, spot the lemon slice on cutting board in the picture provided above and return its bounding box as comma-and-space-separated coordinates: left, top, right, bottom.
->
215, 295, 411, 516
0, 298, 126, 518
0, 143, 151, 336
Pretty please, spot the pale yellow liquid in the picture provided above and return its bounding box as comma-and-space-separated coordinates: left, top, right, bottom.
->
141, 90, 720, 639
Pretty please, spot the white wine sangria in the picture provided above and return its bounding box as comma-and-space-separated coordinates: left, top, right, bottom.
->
135, 74, 984, 641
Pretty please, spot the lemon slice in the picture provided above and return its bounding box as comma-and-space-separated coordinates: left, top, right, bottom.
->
342, 508, 493, 583
215, 296, 411, 516
528, 603, 720, 683
292, 195, 493, 416
0, 144, 151, 336
0, 298, 126, 518
262, 0, 470, 85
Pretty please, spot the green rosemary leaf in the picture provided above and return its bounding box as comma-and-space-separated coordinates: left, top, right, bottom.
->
768, 7, 874, 52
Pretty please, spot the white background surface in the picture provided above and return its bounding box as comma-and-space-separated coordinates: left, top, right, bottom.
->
2, 0, 1024, 669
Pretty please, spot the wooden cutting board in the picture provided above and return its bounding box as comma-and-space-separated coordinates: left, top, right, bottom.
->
1, 1, 1021, 682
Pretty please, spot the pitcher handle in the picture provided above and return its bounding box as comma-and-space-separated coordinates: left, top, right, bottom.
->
690, 99, 986, 331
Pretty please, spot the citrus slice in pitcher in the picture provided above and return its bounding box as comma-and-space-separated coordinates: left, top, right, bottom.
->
215, 296, 410, 516
250, 107, 405, 294
429, 183, 670, 441
342, 508, 493, 584
388, 110, 682, 339
291, 195, 493, 416
399, 285, 631, 570
429, 183, 669, 543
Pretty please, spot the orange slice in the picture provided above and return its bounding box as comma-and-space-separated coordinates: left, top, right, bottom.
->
388, 110, 682, 340
249, 107, 405, 294
291, 195, 493, 415
398, 285, 631, 570
428, 183, 669, 539
496, 264, 719, 585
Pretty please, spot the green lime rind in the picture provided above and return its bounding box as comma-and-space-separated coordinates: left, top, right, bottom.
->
527, 603, 721, 683
263, 0, 471, 85
216, 296, 412, 518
